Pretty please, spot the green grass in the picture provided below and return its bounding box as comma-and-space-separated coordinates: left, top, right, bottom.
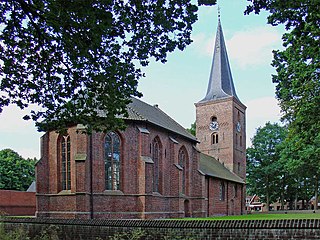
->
184, 212, 320, 221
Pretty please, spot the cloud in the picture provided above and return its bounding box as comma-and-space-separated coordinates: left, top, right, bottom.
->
227, 27, 281, 68
245, 96, 282, 146
191, 26, 282, 69
0, 105, 37, 133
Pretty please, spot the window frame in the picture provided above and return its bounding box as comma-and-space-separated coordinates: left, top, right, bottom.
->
104, 131, 121, 191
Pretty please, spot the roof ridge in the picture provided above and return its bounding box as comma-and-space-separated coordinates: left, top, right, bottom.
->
126, 104, 146, 121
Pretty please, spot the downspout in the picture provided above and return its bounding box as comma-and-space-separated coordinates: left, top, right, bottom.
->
241, 184, 244, 215
90, 134, 94, 219
207, 177, 210, 217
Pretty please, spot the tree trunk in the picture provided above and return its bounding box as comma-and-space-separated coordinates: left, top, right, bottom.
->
281, 175, 285, 210
315, 176, 319, 210
266, 176, 269, 212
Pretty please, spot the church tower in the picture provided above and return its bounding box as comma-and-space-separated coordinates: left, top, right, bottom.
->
195, 18, 246, 179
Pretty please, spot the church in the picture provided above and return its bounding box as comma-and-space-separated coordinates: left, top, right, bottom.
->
36, 19, 246, 219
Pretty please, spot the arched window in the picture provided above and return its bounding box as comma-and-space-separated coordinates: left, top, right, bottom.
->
104, 131, 121, 190
219, 181, 225, 201
178, 147, 188, 194
152, 137, 161, 192
59, 135, 71, 191
212, 133, 219, 144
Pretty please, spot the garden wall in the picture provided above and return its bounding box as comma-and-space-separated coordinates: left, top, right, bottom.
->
0, 190, 36, 216
1, 218, 320, 239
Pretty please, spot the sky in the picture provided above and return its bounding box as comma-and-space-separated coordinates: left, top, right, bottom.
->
0, 1, 285, 159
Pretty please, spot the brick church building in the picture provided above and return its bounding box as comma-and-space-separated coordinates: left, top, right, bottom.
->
36, 19, 246, 219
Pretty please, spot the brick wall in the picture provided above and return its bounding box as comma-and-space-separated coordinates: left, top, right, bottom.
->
0, 190, 36, 216
2, 218, 320, 240
36, 122, 208, 219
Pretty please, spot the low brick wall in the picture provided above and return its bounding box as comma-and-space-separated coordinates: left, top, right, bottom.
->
1, 218, 320, 239
0, 190, 36, 216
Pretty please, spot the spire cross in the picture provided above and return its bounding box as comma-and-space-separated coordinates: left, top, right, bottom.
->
218, 5, 221, 20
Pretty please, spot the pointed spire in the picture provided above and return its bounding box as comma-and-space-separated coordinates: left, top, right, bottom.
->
200, 18, 239, 102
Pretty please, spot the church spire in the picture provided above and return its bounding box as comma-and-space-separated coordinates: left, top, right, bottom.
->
200, 18, 239, 102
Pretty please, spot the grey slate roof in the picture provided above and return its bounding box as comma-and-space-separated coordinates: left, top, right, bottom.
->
123, 97, 197, 142
200, 19, 239, 102
200, 153, 244, 184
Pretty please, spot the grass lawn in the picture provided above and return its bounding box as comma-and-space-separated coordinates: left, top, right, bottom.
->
186, 212, 320, 221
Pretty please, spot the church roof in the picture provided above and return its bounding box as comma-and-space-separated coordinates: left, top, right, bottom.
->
124, 97, 197, 142
199, 153, 244, 184
200, 19, 239, 102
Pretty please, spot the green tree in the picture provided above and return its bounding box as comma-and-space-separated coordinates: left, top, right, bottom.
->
187, 121, 196, 136
245, 0, 320, 210
0, 0, 216, 132
0, 149, 36, 191
246, 122, 287, 211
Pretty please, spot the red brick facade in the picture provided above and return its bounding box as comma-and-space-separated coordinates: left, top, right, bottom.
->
0, 190, 36, 216
36, 122, 209, 219
36, 117, 245, 219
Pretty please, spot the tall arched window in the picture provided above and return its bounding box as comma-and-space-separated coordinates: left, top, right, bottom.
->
152, 137, 161, 192
60, 135, 71, 191
178, 147, 188, 194
104, 131, 121, 190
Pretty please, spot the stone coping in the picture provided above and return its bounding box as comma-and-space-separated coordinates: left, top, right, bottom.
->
1, 218, 320, 229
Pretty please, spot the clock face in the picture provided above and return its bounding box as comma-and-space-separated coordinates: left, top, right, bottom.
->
209, 121, 219, 131
236, 122, 241, 132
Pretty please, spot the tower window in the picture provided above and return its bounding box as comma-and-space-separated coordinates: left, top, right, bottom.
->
240, 135, 243, 147
211, 116, 217, 122
236, 133, 238, 145
212, 133, 219, 144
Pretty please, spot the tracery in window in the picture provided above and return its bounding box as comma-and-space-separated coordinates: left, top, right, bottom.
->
59, 135, 71, 191
178, 146, 188, 194
152, 137, 161, 192
105, 131, 121, 190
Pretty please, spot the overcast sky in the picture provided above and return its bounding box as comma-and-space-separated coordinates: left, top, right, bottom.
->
0, 1, 285, 159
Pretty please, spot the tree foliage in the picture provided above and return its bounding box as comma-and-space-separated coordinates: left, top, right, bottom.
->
0, 0, 216, 132
246, 122, 287, 209
187, 121, 196, 136
245, 0, 320, 208
0, 149, 36, 191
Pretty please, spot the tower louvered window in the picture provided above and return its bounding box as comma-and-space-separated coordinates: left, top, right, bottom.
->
212, 133, 219, 144
105, 132, 121, 190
